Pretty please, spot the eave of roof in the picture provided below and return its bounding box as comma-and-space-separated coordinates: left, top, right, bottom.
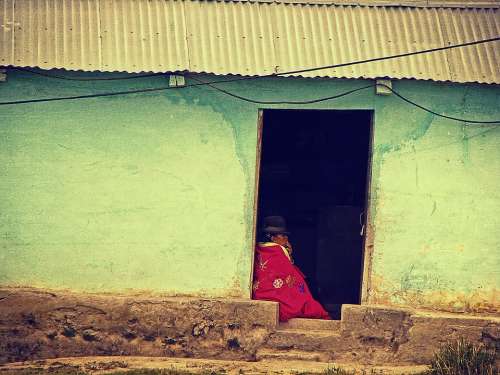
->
0, 0, 498, 84
213, 0, 500, 8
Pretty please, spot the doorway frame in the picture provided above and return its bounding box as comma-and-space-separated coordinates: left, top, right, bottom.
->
248, 110, 265, 297
359, 112, 375, 304
250, 108, 375, 305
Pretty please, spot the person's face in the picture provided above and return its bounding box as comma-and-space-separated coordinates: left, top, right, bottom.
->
271, 233, 289, 246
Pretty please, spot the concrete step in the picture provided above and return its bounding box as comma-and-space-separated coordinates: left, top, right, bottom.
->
0, 355, 430, 374
266, 328, 342, 352
255, 348, 330, 362
279, 318, 341, 332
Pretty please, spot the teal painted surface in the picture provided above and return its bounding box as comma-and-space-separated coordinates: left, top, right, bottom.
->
0, 70, 499, 311
369, 82, 500, 313
0, 71, 255, 297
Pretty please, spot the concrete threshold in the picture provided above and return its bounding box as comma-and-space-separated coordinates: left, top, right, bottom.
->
0, 356, 429, 374
279, 318, 341, 332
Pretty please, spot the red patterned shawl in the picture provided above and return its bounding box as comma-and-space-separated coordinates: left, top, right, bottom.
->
252, 242, 330, 322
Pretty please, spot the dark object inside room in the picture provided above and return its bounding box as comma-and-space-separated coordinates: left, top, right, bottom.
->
257, 109, 372, 319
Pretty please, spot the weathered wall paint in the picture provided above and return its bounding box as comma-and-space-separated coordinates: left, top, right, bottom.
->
368, 82, 500, 314
0, 71, 255, 297
0, 70, 499, 312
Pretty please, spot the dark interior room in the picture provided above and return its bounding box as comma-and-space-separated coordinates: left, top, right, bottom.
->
257, 109, 372, 318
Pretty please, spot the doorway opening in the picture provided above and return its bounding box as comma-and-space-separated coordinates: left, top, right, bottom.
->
256, 109, 373, 319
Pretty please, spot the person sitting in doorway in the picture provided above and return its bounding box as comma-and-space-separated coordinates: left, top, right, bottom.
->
252, 215, 330, 322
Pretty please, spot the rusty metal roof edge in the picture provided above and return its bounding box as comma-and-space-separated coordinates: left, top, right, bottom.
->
205, 0, 500, 9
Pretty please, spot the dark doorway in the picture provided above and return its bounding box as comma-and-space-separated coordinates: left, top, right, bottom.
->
256, 109, 373, 319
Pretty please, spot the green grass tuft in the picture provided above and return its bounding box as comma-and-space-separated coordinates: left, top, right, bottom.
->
426, 338, 497, 375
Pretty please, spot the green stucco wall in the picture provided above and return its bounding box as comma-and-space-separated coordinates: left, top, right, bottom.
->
368, 82, 500, 313
0, 70, 498, 312
0, 71, 255, 297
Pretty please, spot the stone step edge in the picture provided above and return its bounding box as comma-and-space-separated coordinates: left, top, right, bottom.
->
0, 355, 430, 375
273, 328, 342, 336
255, 348, 329, 362
279, 318, 342, 331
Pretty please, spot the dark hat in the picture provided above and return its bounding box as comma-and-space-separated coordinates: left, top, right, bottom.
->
262, 215, 289, 234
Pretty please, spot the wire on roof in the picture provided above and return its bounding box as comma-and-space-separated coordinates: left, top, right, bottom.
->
10, 67, 164, 81
274, 36, 500, 77
8, 36, 500, 82
1, 36, 500, 124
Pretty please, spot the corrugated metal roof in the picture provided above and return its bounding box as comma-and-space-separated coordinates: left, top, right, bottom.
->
221, 0, 500, 8
0, 0, 498, 84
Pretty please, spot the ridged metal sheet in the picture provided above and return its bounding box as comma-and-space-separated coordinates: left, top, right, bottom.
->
438, 7, 499, 83
0, 0, 498, 84
99, 0, 189, 73
219, 0, 500, 7
271, 4, 455, 81
0, 0, 15, 66
184, 1, 277, 75
12, 0, 101, 70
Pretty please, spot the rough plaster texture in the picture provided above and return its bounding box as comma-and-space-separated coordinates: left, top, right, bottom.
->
0, 289, 498, 365
0, 69, 499, 313
0, 70, 254, 297
262, 304, 499, 365
0, 288, 278, 364
368, 84, 500, 313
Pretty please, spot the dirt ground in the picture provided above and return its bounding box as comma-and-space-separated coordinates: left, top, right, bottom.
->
0, 356, 428, 375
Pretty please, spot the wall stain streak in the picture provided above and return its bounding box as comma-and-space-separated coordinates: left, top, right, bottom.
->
430, 201, 437, 216
174, 80, 257, 295
370, 109, 435, 223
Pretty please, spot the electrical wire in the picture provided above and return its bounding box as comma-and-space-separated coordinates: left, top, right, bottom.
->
189, 76, 376, 105
189, 76, 500, 124
7, 36, 500, 82
1, 36, 499, 123
275, 36, 500, 77
183, 35, 500, 88
377, 84, 500, 124
0, 86, 174, 105
0, 82, 375, 106
2, 78, 498, 123
10, 67, 164, 81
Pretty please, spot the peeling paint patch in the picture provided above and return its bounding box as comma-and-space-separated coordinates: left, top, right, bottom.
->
369, 273, 499, 315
